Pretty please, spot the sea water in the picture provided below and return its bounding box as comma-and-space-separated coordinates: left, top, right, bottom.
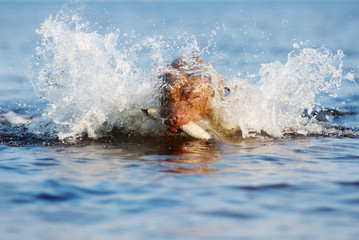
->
1, 1, 359, 240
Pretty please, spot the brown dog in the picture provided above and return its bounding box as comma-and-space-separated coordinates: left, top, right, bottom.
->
157, 54, 226, 138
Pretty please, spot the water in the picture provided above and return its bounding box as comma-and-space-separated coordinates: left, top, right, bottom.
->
1, 1, 359, 239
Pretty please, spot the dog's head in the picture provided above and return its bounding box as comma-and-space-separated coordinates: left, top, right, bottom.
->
159, 56, 215, 133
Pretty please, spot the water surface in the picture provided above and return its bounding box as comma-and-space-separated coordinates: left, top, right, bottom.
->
1, 1, 359, 240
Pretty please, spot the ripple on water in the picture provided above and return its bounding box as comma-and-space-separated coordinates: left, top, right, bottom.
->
32, 157, 60, 167
233, 183, 296, 191
336, 181, 359, 187
201, 209, 256, 220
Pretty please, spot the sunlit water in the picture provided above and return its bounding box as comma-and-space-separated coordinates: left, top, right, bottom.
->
1, 1, 359, 239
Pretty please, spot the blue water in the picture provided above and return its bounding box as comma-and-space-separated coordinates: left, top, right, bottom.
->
1, 1, 359, 240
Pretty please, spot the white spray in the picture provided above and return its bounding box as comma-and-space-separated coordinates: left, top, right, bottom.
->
29, 12, 355, 141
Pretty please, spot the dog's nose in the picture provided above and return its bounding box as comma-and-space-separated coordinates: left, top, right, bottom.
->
165, 115, 179, 128
166, 116, 180, 133
164, 110, 184, 133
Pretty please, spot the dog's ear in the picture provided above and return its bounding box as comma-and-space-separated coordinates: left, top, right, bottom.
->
171, 57, 184, 69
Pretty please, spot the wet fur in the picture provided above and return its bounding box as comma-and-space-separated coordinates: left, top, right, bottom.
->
159, 54, 227, 136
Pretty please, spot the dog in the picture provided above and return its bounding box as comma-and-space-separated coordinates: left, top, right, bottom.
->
143, 53, 228, 139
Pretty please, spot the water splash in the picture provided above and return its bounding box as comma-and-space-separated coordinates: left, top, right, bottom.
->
29, 12, 356, 141
30, 12, 166, 141
222, 47, 355, 138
